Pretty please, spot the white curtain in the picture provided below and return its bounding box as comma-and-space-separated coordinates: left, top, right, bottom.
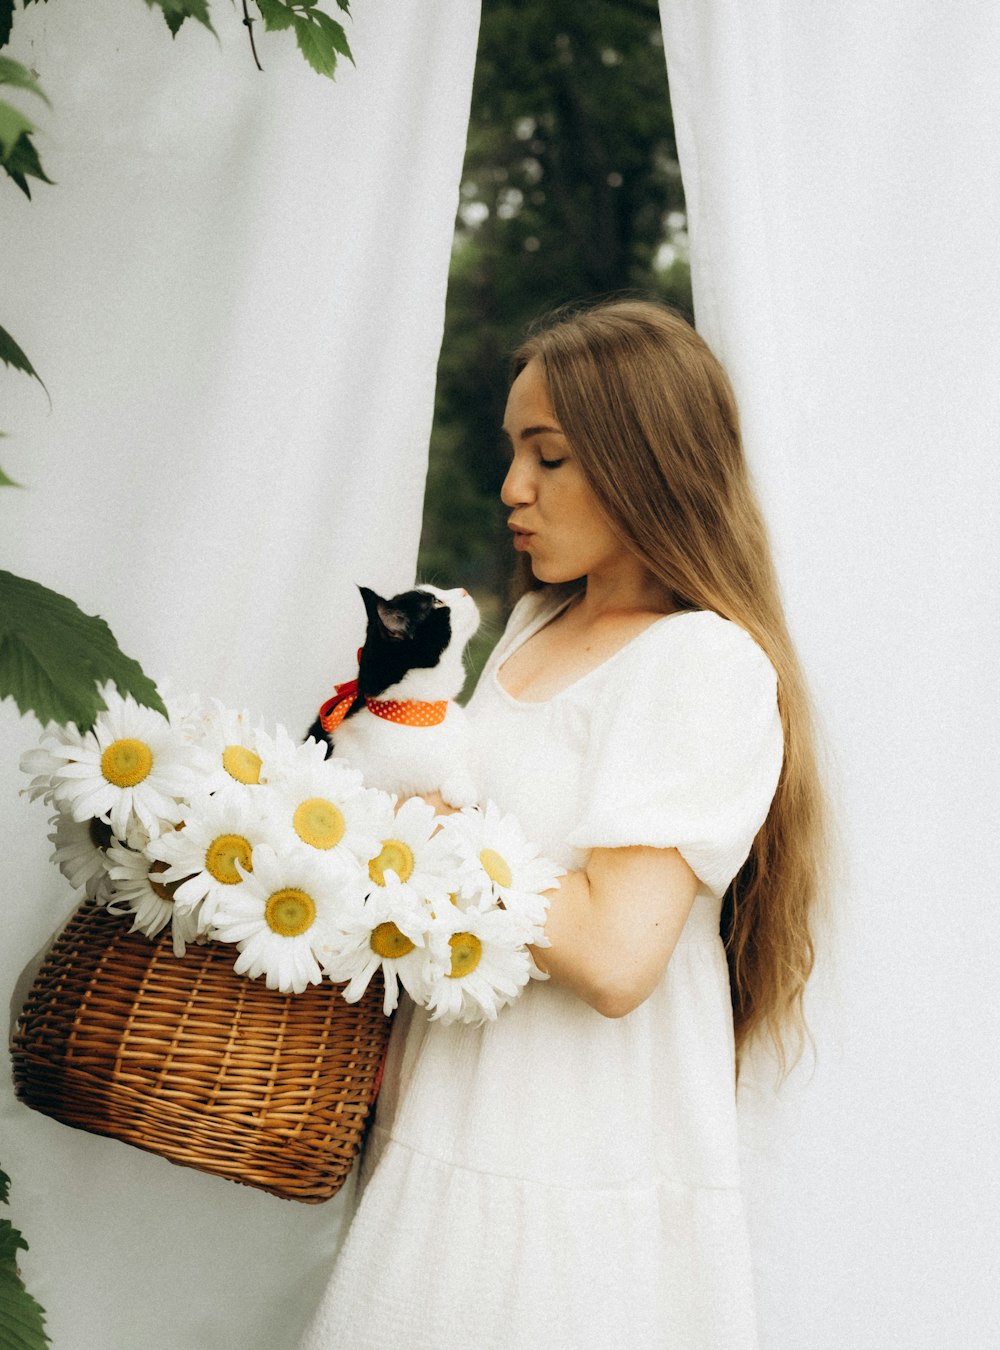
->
660, 3, 1000, 1347
0, 2, 479, 1346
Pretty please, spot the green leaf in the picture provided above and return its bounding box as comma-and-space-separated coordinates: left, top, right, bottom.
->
256, 0, 296, 33
290, 9, 352, 78
0, 1256, 51, 1349
0, 1173, 50, 1350
0, 465, 21, 488
0, 99, 33, 159
0, 1219, 27, 1266
144, 0, 215, 38
0, 571, 167, 730
310, 8, 353, 62
0, 57, 50, 106
0, 325, 47, 399
1, 129, 53, 198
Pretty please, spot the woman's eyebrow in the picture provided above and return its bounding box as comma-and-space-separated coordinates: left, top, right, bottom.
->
500, 422, 564, 443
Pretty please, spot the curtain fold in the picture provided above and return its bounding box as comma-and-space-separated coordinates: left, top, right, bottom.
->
0, 3, 480, 1346
661, 4, 1000, 1346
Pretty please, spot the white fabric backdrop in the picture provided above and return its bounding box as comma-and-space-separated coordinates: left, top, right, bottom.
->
661, 3, 1000, 1347
0, 2, 479, 1346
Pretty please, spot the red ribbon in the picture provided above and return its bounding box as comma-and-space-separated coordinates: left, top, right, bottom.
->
318, 649, 363, 735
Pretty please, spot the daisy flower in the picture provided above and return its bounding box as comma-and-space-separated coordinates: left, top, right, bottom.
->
144, 784, 278, 927
322, 872, 445, 1016
424, 903, 542, 1027
364, 795, 457, 908
211, 844, 358, 995
187, 699, 269, 792
105, 841, 202, 956
36, 684, 198, 841
47, 808, 116, 902
252, 722, 353, 789
443, 800, 563, 930
20, 722, 87, 805
257, 756, 389, 868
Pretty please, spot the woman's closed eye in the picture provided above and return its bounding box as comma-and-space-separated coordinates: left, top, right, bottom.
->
539, 456, 566, 470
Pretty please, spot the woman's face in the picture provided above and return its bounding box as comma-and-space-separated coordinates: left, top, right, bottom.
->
500, 360, 631, 585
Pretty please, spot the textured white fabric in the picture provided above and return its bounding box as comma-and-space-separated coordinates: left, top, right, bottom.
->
659, 4, 1000, 1347
0, 4, 479, 1348
566, 607, 781, 896
299, 589, 783, 1349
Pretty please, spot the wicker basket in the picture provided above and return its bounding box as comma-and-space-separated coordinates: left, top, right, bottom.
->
10, 900, 392, 1202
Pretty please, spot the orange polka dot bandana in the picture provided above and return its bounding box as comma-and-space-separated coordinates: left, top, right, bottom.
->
318, 652, 448, 733
365, 695, 447, 727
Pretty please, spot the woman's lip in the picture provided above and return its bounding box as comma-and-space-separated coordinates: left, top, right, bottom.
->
509, 527, 534, 550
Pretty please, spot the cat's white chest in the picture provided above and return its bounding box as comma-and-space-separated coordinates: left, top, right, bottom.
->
332, 702, 478, 808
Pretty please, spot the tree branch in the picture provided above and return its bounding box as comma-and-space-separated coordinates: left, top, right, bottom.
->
242, 0, 263, 72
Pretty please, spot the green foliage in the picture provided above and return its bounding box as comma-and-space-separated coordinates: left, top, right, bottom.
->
0, 571, 167, 731
0, 323, 44, 391
0, 1167, 50, 1350
0, 0, 352, 79
0, 53, 50, 475
145, 0, 215, 39
0, 53, 52, 198
257, 0, 353, 78
418, 0, 691, 606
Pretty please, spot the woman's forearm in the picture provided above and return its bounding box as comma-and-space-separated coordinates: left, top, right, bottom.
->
530, 846, 699, 1018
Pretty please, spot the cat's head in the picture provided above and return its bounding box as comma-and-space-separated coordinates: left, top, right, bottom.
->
357, 584, 480, 701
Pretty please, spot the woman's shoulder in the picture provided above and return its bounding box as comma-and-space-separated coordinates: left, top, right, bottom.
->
622, 609, 778, 702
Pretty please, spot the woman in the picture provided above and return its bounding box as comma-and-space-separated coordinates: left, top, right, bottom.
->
300, 300, 826, 1349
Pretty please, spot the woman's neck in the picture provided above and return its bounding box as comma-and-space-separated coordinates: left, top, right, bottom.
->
572, 563, 674, 623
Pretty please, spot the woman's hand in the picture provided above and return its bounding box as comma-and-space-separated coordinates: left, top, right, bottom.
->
420, 790, 463, 816
394, 790, 462, 817
530, 845, 699, 1019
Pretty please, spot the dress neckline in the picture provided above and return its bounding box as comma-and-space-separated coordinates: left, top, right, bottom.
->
492, 591, 695, 708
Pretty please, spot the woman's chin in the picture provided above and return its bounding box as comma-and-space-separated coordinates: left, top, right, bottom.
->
530, 559, 579, 585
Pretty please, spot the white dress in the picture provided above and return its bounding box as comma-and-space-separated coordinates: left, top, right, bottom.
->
300, 588, 784, 1350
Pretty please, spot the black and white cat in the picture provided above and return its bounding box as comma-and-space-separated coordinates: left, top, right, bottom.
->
308, 583, 481, 808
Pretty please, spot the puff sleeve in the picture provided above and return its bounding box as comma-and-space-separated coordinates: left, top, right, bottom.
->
567, 611, 783, 898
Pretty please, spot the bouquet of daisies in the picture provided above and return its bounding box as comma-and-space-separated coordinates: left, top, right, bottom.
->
21, 684, 563, 1026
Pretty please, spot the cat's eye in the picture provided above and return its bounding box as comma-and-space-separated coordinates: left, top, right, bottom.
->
431, 597, 446, 608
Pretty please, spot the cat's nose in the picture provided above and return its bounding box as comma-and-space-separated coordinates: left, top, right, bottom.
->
460, 589, 469, 597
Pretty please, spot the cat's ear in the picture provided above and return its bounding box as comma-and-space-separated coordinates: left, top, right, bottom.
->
359, 585, 410, 642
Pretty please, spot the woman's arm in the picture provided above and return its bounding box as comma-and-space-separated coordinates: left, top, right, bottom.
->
531, 846, 699, 1019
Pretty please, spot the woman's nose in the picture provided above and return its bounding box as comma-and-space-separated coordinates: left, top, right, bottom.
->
500, 456, 533, 508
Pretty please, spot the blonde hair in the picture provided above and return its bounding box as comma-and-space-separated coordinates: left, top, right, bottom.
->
513, 299, 828, 1067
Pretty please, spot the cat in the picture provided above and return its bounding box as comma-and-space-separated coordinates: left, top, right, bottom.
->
307, 583, 481, 808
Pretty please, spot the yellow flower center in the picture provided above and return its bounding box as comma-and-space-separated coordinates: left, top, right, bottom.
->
293, 797, 346, 850
448, 932, 483, 979
480, 847, 513, 889
204, 833, 254, 885
368, 839, 415, 886
265, 887, 316, 937
100, 738, 153, 789
148, 860, 175, 904
370, 921, 416, 959
222, 744, 262, 785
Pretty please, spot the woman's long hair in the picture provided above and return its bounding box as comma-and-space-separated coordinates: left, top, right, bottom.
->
512, 299, 828, 1067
